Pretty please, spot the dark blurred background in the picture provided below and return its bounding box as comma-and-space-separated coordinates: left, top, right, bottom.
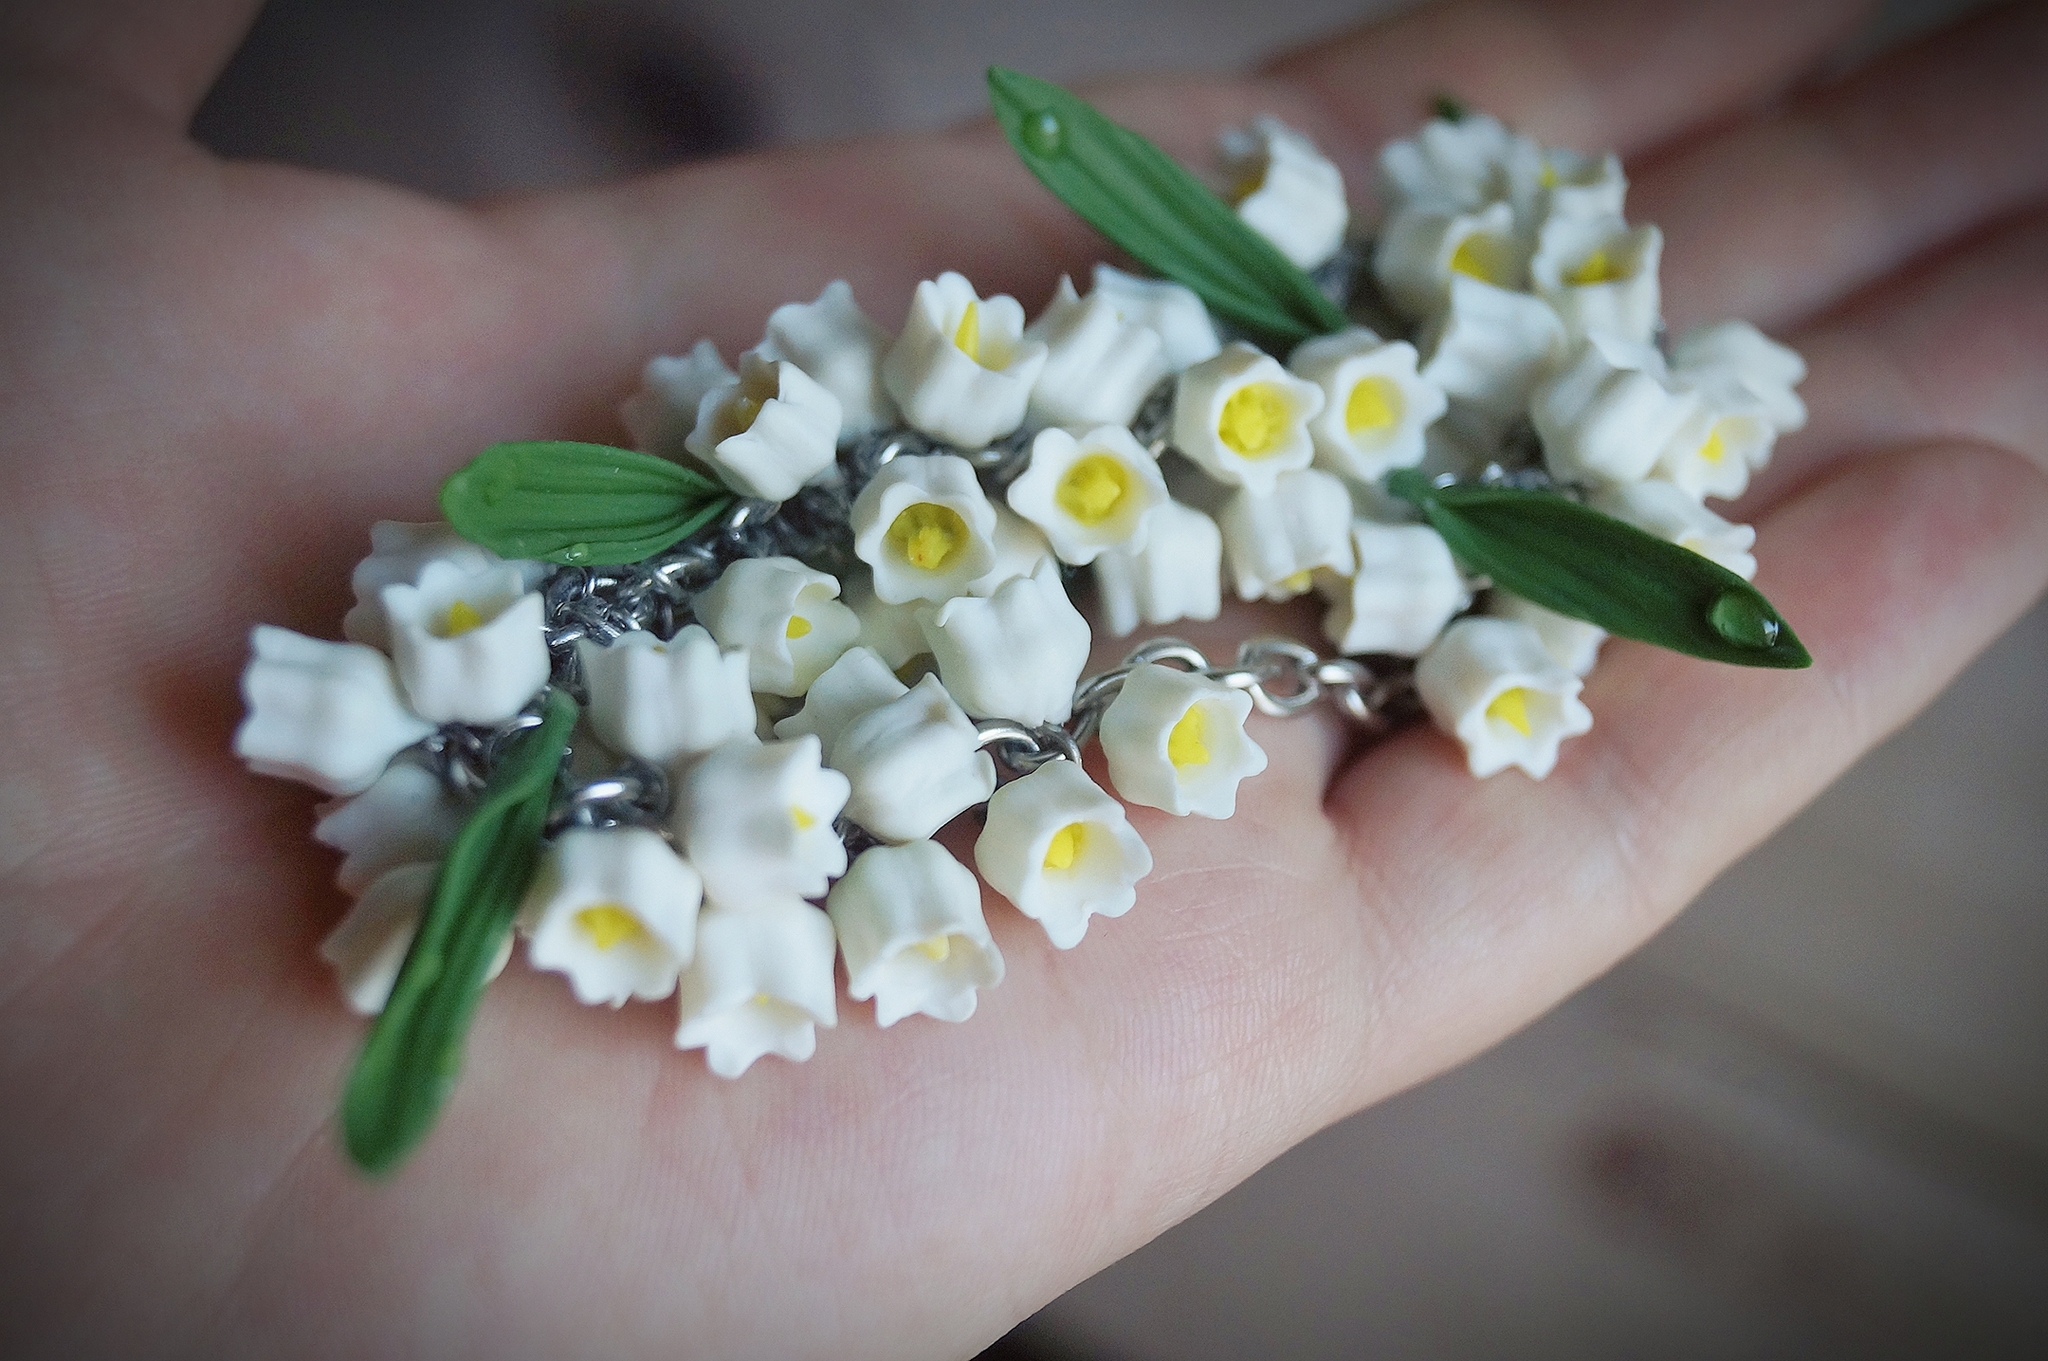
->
195, 2, 2046, 1355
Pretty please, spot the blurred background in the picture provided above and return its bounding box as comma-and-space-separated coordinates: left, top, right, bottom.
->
194, 1, 2045, 1355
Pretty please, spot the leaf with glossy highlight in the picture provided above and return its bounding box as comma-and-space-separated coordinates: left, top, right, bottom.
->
440, 440, 734, 565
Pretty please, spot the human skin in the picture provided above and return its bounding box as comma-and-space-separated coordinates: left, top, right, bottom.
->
1, 0, 2044, 1356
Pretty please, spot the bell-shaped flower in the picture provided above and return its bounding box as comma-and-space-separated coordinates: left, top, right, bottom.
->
1172, 342, 1324, 495
1415, 616, 1593, 779
849, 453, 1000, 604
1023, 275, 1170, 430
382, 558, 550, 725
1516, 147, 1628, 229
844, 572, 930, 668
1374, 200, 1528, 320
1417, 275, 1567, 422
1322, 521, 1470, 655
1219, 116, 1349, 270
1090, 263, 1221, 373
1288, 329, 1446, 481
1092, 499, 1224, 637
1653, 405, 1778, 502
968, 503, 1055, 596
235, 626, 437, 796
828, 841, 1003, 1025
619, 340, 736, 463
319, 861, 514, 1014
342, 520, 537, 651
674, 899, 838, 1078
518, 825, 703, 1007
773, 645, 908, 751
579, 624, 756, 764
1533, 333, 1702, 487
974, 758, 1153, 949
683, 350, 842, 502
693, 556, 859, 698
917, 561, 1091, 725
1006, 424, 1169, 565
1669, 320, 1808, 434
1099, 663, 1267, 818
880, 271, 1047, 447
1487, 591, 1605, 676
1590, 480, 1758, 580
1219, 469, 1356, 602
314, 759, 465, 894
829, 674, 997, 843
671, 736, 850, 908
755, 279, 899, 436
1376, 111, 1525, 216
1530, 214, 1663, 345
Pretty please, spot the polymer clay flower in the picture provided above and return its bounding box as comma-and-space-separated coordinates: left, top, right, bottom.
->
772, 645, 908, 751
1005, 424, 1168, 565
1532, 333, 1703, 487
234, 626, 437, 796
619, 340, 736, 462
1092, 499, 1224, 638
880, 271, 1047, 447
1374, 200, 1528, 320
827, 841, 1004, 1025
1090, 263, 1221, 373
1653, 407, 1777, 502
849, 453, 999, 604
518, 825, 703, 1007
1322, 521, 1470, 655
381, 558, 550, 725
1590, 481, 1758, 580
843, 573, 930, 668
683, 350, 843, 502
1287, 329, 1446, 481
974, 758, 1153, 949
1172, 342, 1324, 495
1098, 663, 1268, 818
829, 674, 997, 842
1376, 111, 1525, 215
671, 736, 850, 909
579, 625, 756, 764
1219, 469, 1357, 601
1518, 147, 1627, 229
1530, 214, 1663, 345
1487, 592, 1605, 676
692, 556, 859, 697
674, 899, 838, 1078
319, 861, 514, 1015
917, 561, 1091, 725
342, 519, 538, 651
314, 759, 465, 894
755, 279, 899, 436
1417, 275, 1567, 423
967, 503, 1056, 596
1668, 320, 1809, 435
1218, 116, 1349, 270
1414, 616, 1593, 779
1023, 275, 1170, 430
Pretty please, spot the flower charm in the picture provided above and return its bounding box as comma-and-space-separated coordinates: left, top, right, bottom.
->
1322, 521, 1470, 655
1219, 468, 1357, 602
828, 675, 997, 843
343, 520, 535, 651
1669, 320, 1808, 434
314, 759, 465, 894
619, 340, 736, 463
918, 561, 1092, 725
519, 826, 704, 1007
320, 862, 515, 1015
755, 279, 899, 436
1098, 663, 1267, 818
671, 736, 851, 909
1415, 616, 1593, 779
1377, 111, 1527, 216
827, 841, 1004, 1025
969, 504, 1056, 596
1590, 481, 1758, 580
674, 900, 838, 1078
1218, 116, 1349, 270
1023, 274, 1170, 430
1092, 499, 1224, 638
1375, 200, 1528, 320
1532, 333, 1703, 487
692, 557, 859, 698
1005, 424, 1169, 565
1487, 592, 1605, 676
1089, 263, 1220, 372
1417, 275, 1567, 424
974, 759, 1153, 949
1172, 342, 1325, 494
843, 574, 931, 668
772, 645, 909, 752
1288, 330, 1446, 481
849, 453, 1000, 604
381, 558, 550, 725
880, 271, 1047, 447
1530, 214, 1663, 345
235, 626, 436, 796
684, 350, 843, 501
579, 625, 756, 764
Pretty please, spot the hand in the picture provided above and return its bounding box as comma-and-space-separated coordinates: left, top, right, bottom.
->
3, 0, 2044, 1354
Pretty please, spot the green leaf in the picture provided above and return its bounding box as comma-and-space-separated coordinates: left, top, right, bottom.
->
1386, 470, 1811, 669
341, 688, 578, 1174
987, 66, 1349, 348
440, 440, 735, 565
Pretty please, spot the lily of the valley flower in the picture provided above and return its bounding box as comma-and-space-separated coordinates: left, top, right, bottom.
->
1654, 406, 1777, 502
827, 841, 1003, 1025
1322, 521, 1470, 655
755, 279, 899, 436
849, 453, 999, 604
314, 759, 465, 894
1530, 214, 1663, 345
1172, 342, 1324, 495
1288, 330, 1447, 481
319, 861, 514, 1015
1219, 116, 1349, 270
1519, 147, 1628, 229
1023, 275, 1170, 430
1487, 591, 1605, 676
967, 503, 1056, 596
1090, 264, 1221, 373
235, 626, 437, 795
519, 825, 703, 1007
684, 351, 843, 501
843, 573, 930, 668
917, 561, 1092, 725
880, 271, 1047, 447
693, 556, 859, 697
674, 899, 838, 1078
579, 625, 756, 764
1375, 200, 1528, 320
1006, 425, 1169, 565
619, 340, 736, 463
829, 674, 997, 843
772, 645, 908, 751
1415, 616, 1593, 779
1418, 275, 1567, 423
671, 736, 850, 908
382, 558, 550, 724
1092, 499, 1224, 637
973, 759, 1153, 949
1669, 320, 1809, 434
343, 520, 538, 651
1376, 111, 1525, 216
1532, 333, 1703, 487
1219, 468, 1357, 602
1098, 663, 1268, 818
1590, 480, 1758, 580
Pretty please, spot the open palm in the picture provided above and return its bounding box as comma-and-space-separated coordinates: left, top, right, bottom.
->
4, 0, 2045, 1355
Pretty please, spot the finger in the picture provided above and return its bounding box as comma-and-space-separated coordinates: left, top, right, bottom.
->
0, 0, 263, 127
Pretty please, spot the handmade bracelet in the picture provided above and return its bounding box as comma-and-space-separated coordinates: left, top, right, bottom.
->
234, 70, 1810, 1172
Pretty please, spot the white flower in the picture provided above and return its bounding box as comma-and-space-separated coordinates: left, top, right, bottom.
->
1219, 116, 1349, 270
319, 861, 513, 1015
828, 841, 1003, 1025
692, 557, 859, 698
1172, 342, 1324, 494
1590, 480, 1758, 580
314, 759, 464, 894
1005, 424, 1168, 565
967, 503, 1056, 596
1098, 663, 1267, 818
518, 825, 703, 1007
381, 559, 550, 725
755, 279, 899, 436
1322, 521, 1471, 655
1654, 406, 1778, 501
619, 340, 736, 462
1533, 333, 1703, 487
579, 625, 757, 764
1487, 592, 1605, 676
1092, 499, 1224, 638
342, 520, 539, 651
1374, 200, 1528, 320
1669, 320, 1808, 434
880, 271, 1047, 447
674, 900, 838, 1078
974, 759, 1153, 949
1529, 214, 1663, 345
1519, 147, 1627, 228
671, 737, 850, 909
1417, 275, 1567, 421
772, 645, 909, 751
235, 626, 437, 796
849, 453, 1000, 604
682, 351, 842, 501
1090, 264, 1221, 373
1376, 112, 1525, 215
1023, 275, 1170, 430
843, 572, 930, 668
1218, 468, 1357, 602
1415, 616, 1593, 779
918, 561, 1091, 725
830, 674, 996, 843
1288, 329, 1446, 481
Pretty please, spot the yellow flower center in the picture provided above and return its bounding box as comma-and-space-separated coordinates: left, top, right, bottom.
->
1043, 821, 1086, 870
790, 805, 816, 831
785, 614, 812, 639
1228, 164, 1267, 204
575, 902, 647, 952
1277, 569, 1314, 594
1449, 232, 1517, 286
1217, 381, 1293, 458
953, 299, 992, 367
1486, 686, 1534, 736
1540, 163, 1560, 189
729, 394, 763, 434
1168, 703, 1211, 768
1344, 375, 1403, 437
1697, 418, 1736, 464
440, 599, 486, 637
1565, 248, 1628, 287
913, 934, 954, 962
886, 502, 970, 572
1055, 454, 1132, 526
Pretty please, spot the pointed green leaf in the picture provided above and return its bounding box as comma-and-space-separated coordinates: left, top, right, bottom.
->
1386, 470, 1811, 669
440, 440, 735, 565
